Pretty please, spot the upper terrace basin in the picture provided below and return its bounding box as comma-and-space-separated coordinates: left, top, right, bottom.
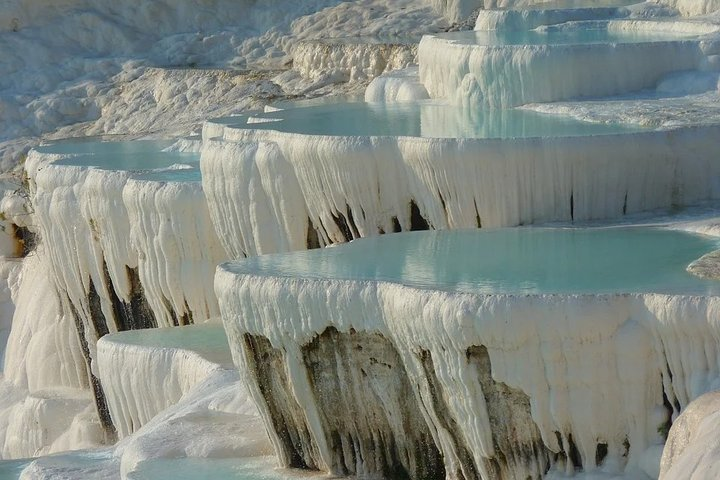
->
216, 226, 720, 479
419, 20, 715, 107
201, 98, 720, 257
474, 0, 637, 32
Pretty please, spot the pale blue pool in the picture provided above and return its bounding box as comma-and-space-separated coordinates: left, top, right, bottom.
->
0, 459, 29, 480
36, 139, 176, 156
226, 227, 720, 296
237, 100, 643, 138
0, 449, 117, 480
106, 324, 229, 352
36, 140, 200, 174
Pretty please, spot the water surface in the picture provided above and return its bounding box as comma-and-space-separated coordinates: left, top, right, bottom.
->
227, 227, 720, 295
37, 140, 200, 174
241, 100, 643, 138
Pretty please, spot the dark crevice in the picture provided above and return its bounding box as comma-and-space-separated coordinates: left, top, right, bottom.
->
163, 296, 180, 327
102, 262, 157, 332
306, 217, 320, 250
345, 204, 360, 239
659, 384, 675, 440
409, 200, 430, 231
126, 266, 158, 328
178, 299, 193, 326
66, 295, 116, 441
418, 350, 478, 480
473, 199, 482, 229
567, 434, 582, 471
570, 192, 575, 222
391, 216, 402, 233
438, 191, 447, 214
622, 192, 628, 216
10, 224, 35, 257
595, 443, 608, 467
243, 334, 317, 469
331, 210, 354, 242
87, 277, 110, 338
663, 358, 682, 413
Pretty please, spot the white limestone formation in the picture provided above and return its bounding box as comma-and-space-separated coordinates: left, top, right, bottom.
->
202, 120, 720, 259
419, 22, 710, 108
293, 39, 417, 82
216, 261, 720, 478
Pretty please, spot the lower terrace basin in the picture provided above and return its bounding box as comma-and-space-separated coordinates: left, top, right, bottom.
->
201, 98, 720, 258
419, 19, 716, 107
97, 324, 232, 438
216, 226, 720, 479
26, 139, 225, 436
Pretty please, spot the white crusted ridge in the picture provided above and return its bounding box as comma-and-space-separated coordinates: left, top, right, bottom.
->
293, 39, 418, 83
474, 5, 630, 32
365, 67, 430, 102
418, 25, 707, 108
201, 119, 720, 255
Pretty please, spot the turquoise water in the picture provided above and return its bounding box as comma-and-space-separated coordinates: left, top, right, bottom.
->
35, 139, 176, 155
128, 457, 324, 480
435, 24, 699, 46
103, 324, 232, 365
227, 227, 720, 295
36, 140, 200, 175
0, 449, 116, 480
240, 101, 642, 138
131, 164, 201, 182
106, 324, 229, 351
0, 459, 29, 480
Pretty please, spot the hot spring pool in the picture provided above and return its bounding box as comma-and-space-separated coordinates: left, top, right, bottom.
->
226, 227, 720, 295
35, 139, 199, 174
219, 100, 644, 138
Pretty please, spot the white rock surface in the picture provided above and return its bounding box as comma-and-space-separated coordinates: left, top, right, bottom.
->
294, 40, 417, 83
660, 391, 720, 478
419, 23, 707, 108
365, 67, 431, 102
202, 121, 720, 257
